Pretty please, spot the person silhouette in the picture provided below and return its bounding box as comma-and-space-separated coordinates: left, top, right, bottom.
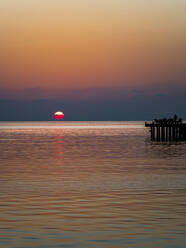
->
174, 114, 177, 121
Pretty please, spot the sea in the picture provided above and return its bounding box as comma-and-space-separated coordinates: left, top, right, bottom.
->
0, 121, 186, 248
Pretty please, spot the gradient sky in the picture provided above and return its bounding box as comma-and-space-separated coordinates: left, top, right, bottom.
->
0, 0, 186, 120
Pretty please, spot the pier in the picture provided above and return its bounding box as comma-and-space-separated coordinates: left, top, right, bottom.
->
145, 115, 186, 141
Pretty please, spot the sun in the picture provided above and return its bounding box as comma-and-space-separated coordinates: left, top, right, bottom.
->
54, 111, 64, 120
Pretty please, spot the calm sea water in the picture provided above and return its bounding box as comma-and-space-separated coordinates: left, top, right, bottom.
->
0, 121, 186, 248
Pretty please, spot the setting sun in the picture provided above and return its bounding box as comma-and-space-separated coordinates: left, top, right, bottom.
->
54, 111, 64, 120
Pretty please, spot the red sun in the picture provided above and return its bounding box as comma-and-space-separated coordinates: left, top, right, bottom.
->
54, 111, 64, 120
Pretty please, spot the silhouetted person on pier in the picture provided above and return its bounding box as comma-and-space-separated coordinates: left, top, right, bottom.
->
174, 114, 177, 122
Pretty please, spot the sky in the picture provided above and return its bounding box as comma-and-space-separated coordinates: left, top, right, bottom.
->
0, 0, 186, 120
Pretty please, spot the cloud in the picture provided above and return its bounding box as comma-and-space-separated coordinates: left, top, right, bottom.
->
1, 82, 186, 121
1, 90, 186, 121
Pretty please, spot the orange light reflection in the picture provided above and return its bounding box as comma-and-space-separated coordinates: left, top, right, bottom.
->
56, 129, 63, 161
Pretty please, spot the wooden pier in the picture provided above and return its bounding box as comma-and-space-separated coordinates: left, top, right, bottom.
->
145, 116, 186, 141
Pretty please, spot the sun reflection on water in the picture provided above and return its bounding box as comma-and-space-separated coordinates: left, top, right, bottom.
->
56, 129, 63, 162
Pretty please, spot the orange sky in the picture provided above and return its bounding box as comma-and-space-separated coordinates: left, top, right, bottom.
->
0, 0, 186, 91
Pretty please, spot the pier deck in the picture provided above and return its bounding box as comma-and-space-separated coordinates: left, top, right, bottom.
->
145, 121, 186, 141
